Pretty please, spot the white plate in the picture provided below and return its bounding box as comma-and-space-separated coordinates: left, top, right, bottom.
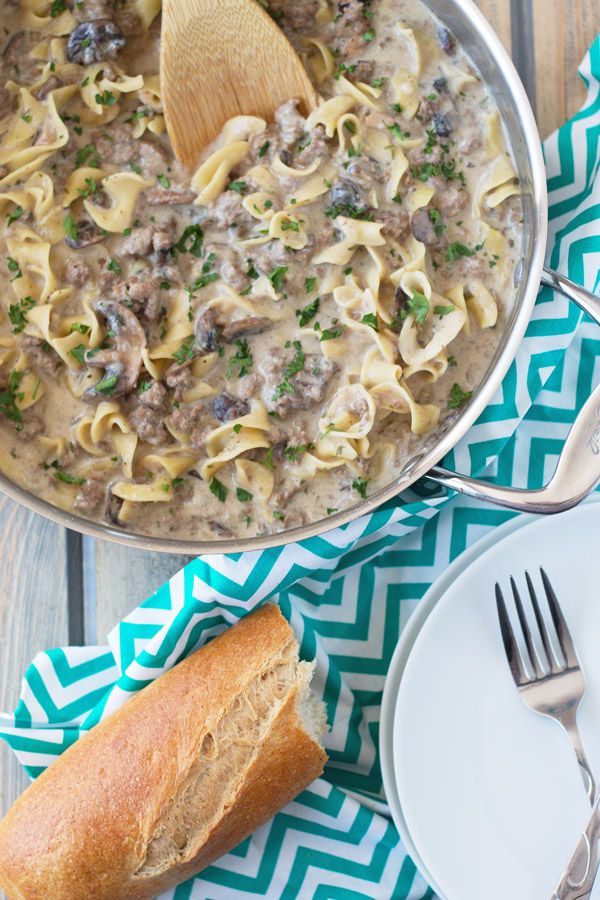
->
379, 512, 534, 896
382, 498, 600, 900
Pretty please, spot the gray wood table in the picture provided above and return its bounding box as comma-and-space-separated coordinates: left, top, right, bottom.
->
0, 0, 598, 847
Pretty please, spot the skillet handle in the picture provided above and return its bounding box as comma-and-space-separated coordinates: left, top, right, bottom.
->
424, 268, 600, 514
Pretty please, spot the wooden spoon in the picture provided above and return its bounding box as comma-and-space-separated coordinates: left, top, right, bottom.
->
161, 0, 319, 171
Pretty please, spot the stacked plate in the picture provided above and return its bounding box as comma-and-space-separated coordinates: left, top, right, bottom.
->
380, 498, 600, 900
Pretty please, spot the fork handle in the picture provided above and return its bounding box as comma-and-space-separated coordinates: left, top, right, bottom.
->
565, 720, 597, 805
551, 793, 600, 900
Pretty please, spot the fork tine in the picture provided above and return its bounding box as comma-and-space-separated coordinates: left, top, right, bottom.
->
540, 567, 579, 669
495, 583, 529, 685
525, 571, 561, 674
510, 577, 546, 679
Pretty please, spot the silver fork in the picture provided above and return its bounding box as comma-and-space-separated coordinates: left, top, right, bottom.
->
495, 567, 596, 804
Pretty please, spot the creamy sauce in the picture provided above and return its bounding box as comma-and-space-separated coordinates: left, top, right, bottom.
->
0, 0, 523, 540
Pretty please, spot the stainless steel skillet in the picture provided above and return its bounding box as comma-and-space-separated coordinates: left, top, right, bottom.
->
0, 0, 598, 554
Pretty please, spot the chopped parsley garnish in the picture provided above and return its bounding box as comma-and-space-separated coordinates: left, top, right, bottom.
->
75, 143, 100, 168
273, 511, 285, 521
226, 339, 252, 379
77, 177, 98, 198
94, 374, 119, 396
49, 0, 66, 16
320, 326, 344, 341
232, 423, 243, 433
236, 487, 253, 502
372, 77, 386, 88
280, 219, 300, 233
428, 208, 446, 237
157, 174, 171, 189
433, 304, 454, 317
344, 119, 357, 135
363, 28, 375, 42
448, 383, 473, 409
305, 276, 317, 293
263, 448, 275, 471
6, 257, 21, 280
296, 297, 320, 327
53, 467, 86, 485
406, 291, 430, 325
246, 259, 259, 280
269, 266, 288, 292
125, 107, 151, 123
176, 223, 204, 257
273, 340, 304, 401
188, 271, 219, 292
63, 212, 77, 241
325, 202, 373, 221
360, 313, 378, 331
94, 90, 116, 107
210, 477, 228, 502
21, 113, 32, 123
106, 258, 121, 275
228, 180, 247, 193
335, 62, 357, 80
70, 343, 87, 364
0, 370, 24, 427
7, 205, 24, 226
8, 296, 35, 333
186, 252, 219, 294
258, 140, 270, 157
129, 161, 142, 175
352, 477, 369, 498
138, 379, 152, 393
445, 241, 482, 263
284, 445, 307, 462
172, 335, 195, 365
70, 322, 90, 335
386, 123, 411, 142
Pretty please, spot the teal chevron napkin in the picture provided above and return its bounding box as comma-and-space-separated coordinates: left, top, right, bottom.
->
1, 38, 600, 900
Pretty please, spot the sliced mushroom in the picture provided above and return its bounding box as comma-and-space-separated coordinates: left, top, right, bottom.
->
411, 208, 440, 246
66, 20, 126, 65
211, 392, 250, 423
329, 178, 365, 211
164, 360, 194, 399
194, 308, 221, 353
194, 308, 272, 352
432, 112, 452, 137
35, 76, 63, 101
84, 300, 146, 399
145, 187, 197, 206
437, 26, 455, 55
221, 316, 272, 342
65, 219, 105, 250
105, 489, 124, 526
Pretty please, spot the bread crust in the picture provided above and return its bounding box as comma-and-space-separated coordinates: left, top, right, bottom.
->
0, 604, 327, 900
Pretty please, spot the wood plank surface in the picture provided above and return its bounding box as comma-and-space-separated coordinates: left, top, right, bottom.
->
0, 0, 598, 850
477, 0, 513, 52
531, 0, 599, 138
0, 496, 69, 815
86, 537, 192, 643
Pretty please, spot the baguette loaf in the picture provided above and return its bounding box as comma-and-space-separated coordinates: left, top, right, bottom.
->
0, 604, 328, 900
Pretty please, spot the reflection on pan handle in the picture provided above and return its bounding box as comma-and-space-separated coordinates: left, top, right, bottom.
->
424, 268, 600, 514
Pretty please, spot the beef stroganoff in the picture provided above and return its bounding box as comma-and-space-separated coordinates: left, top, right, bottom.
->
0, 0, 522, 539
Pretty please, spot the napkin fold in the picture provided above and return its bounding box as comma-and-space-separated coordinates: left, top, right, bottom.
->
2, 37, 600, 900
